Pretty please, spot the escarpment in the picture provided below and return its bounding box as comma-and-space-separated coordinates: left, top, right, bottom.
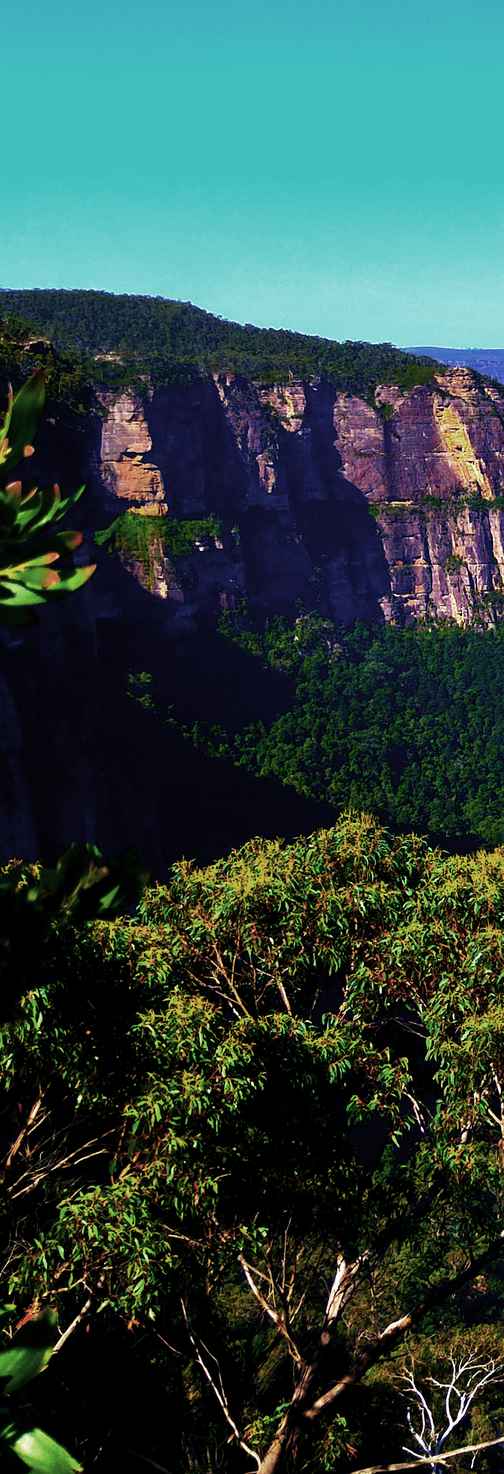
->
4, 357, 504, 865
90, 366, 504, 626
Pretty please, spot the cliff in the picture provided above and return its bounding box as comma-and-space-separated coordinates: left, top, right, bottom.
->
4, 348, 504, 866
93, 366, 504, 627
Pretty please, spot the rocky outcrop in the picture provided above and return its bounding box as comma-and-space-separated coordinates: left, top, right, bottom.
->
90, 366, 504, 626
335, 368, 504, 621
100, 392, 166, 507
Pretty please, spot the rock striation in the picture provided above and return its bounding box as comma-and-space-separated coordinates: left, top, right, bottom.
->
90, 366, 504, 626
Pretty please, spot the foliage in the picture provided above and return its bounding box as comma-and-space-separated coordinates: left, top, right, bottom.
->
0, 315, 99, 417
0, 374, 95, 616
0, 1309, 81, 1472
0, 288, 444, 396
0, 376, 147, 1022
126, 670, 158, 712
162, 514, 223, 558
209, 611, 504, 845
2, 815, 504, 1469
95, 510, 223, 562
0, 843, 146, 1021
420, 492, 504, 514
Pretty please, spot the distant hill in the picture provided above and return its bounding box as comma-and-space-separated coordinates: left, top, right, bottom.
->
408, 345, 504, 385
0, 287, 441, 396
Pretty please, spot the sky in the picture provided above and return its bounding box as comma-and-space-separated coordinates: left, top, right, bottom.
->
4, 0, 504, 346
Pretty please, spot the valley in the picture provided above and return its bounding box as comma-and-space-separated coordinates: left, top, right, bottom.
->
2, 290, 504, 1474
3, 293, 504, 860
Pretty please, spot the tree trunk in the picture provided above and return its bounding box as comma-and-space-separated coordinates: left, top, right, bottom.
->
255, 1232, 504, 1474
256, 1416, 290, 1474
255, 1362, 319, 1474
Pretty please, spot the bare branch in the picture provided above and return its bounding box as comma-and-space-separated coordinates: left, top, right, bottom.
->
239, 1255, 304, 1365
304, 1230, 504, 1422
181, 1300, 261, 1470
3, 1095, 44, 1173
401, 1351, 504, 1465
53, 1296, 93, 1354
401, 1367, 435, 1446
349, 1432, 504, 1474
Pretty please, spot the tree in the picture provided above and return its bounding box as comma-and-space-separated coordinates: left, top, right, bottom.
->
401, 1354, 504, 1474
3, 816, 504, 1471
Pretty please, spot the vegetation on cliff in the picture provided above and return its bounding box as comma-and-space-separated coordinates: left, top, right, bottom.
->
95, 509, 223, 561
2, 814, 504, 1471
0, 288, 442, 396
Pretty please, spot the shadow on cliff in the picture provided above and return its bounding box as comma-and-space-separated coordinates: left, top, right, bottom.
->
0, 546, 333, 875
119, 375, 392, 626
0, 376, 390, 872
291, 382, 392, 624
227, 378, 392, 623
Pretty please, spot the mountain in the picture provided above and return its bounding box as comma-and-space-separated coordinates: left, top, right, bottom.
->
84, 363, 504, 628
408, 345, 504, 384
0, 287, 440, 393
4, 293, 504, 863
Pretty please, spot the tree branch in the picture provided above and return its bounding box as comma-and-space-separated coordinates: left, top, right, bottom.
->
181, 1300, 261, 1469
3, 1095, 44, 1173
239, 1254, 304, 1365
304, 1230, 504, 1422
349, 1432, 504, 1474
53, 1296, 93, 1354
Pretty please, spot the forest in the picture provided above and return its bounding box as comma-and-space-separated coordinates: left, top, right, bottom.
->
0, 290, 442, 395
1, 349, 504, 1474
3, 814, 504, 1474
179, 610, 504, 848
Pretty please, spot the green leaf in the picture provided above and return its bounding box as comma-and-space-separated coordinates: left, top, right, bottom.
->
51, 531, 84, 553
0, 583, 46, 606
49, 564, 96, 595
0, 1311, 58, 1396
0, 1344, 52, 1396
1, 373, 46, 477
0, 385, 13, 447
96, 883, 121, 913
4, 552, 60, 570
12, 1427, 82, 1473
0, 564, 60, 591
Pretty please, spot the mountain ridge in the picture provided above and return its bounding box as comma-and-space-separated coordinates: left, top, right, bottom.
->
0, 286, 441, 396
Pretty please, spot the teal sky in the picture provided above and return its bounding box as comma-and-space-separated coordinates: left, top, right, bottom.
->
4, 0, 504, 346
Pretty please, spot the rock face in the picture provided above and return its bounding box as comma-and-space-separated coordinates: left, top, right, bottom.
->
87, 366, 504, 626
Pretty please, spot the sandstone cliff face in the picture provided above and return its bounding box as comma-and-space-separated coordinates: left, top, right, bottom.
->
91, 366, 504, 626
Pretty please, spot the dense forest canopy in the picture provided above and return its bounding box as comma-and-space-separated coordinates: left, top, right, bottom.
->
166, 612, 504, 849
2, 814, 504, 1473
0, 288, 443, 394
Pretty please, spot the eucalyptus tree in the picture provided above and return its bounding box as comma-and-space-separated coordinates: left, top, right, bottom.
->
2, 817, 504, 1471
401, 1354, 504, 1474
